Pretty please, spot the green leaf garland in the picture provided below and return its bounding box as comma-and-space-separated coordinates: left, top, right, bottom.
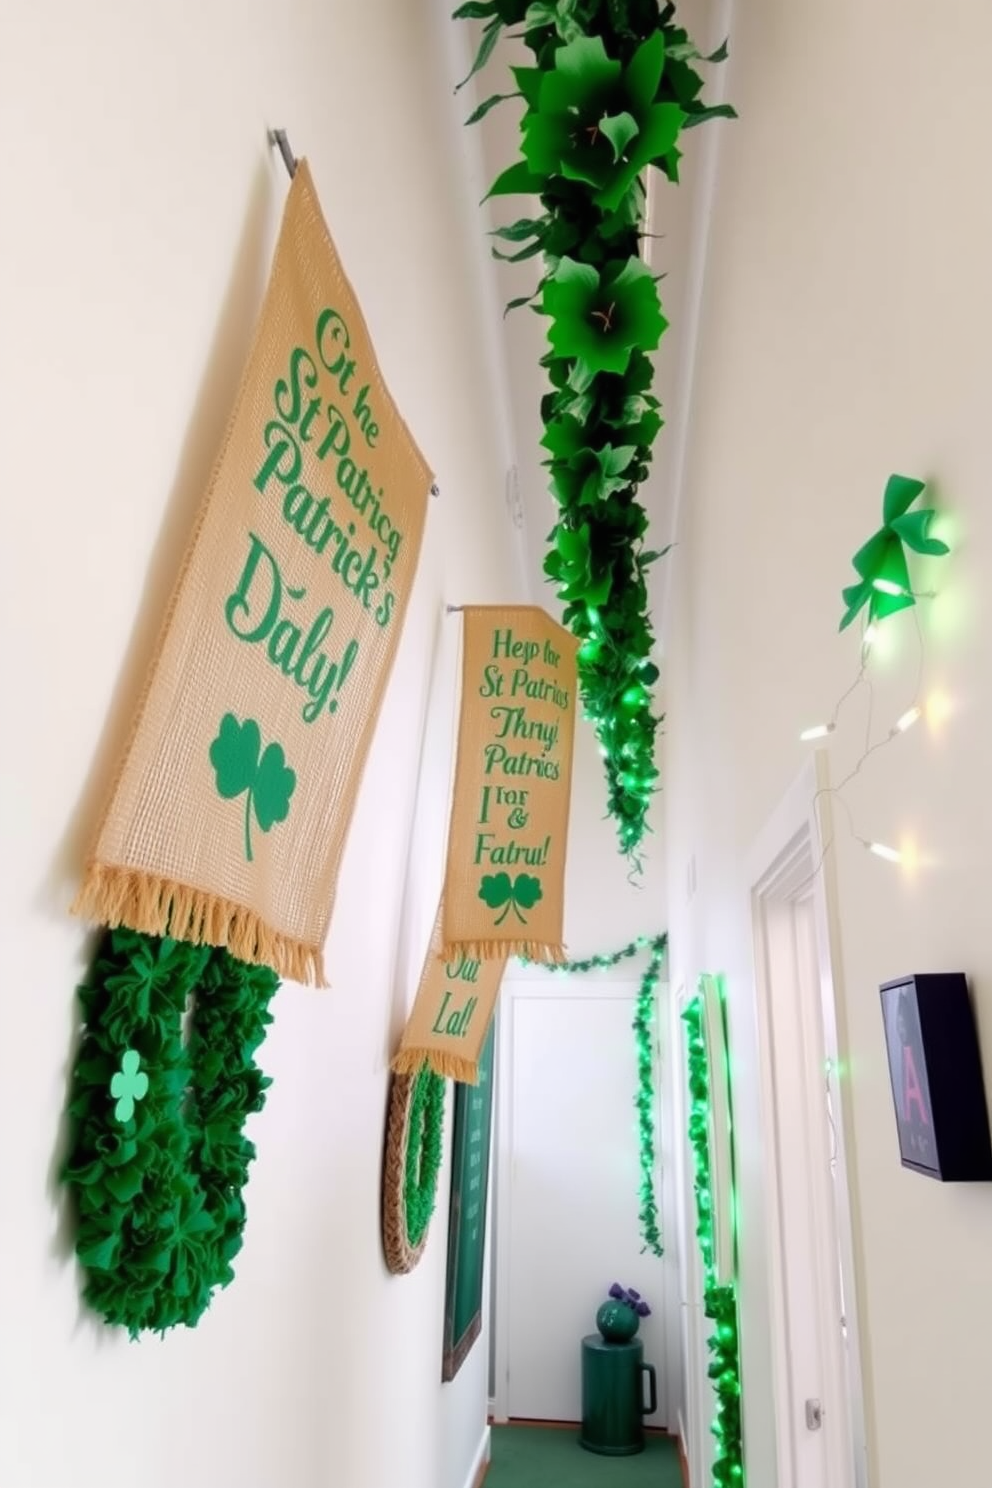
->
682, 991, 744, 1487
458, 0, 734, 860
63, 927, 279, 1337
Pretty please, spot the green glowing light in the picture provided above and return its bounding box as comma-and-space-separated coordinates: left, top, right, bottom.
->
682, 994, 745, 1487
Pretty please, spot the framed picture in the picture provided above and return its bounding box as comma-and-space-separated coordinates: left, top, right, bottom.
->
880, 972, 992, 1182
442, 1018, 496, 1382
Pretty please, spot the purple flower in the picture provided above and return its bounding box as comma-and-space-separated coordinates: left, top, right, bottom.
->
606, 1281, 650, 1316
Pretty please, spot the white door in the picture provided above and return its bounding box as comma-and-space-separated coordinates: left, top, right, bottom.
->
749, 757, 868, 1488
494, 974, 675, 1425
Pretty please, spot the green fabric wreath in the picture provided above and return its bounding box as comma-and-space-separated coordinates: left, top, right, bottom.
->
63, 927, 279, 1337
404, 1064, 447, 1249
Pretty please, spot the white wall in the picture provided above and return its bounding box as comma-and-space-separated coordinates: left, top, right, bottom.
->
663, 2, 992, 1484
0, 3, 521, 1486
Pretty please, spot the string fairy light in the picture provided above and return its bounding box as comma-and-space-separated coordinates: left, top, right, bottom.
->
798, 474, 951, 872
682, 992, 745, 1488
866, 840, 902, 864
518, 933, 668, 1256
800, 599, 939, 879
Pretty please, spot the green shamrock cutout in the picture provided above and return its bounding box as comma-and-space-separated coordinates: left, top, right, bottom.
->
110, 1049, 149, 1124
517, 33, 686, 214
840, 474, 950, 632
542, 257, 667, 377
543, 522, 614, 607
479, 871, 544, 926
208, 713, 297, 863
543, 424, 638, 508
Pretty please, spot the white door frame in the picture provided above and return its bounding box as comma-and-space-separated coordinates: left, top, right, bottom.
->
747, 753, 869, 1488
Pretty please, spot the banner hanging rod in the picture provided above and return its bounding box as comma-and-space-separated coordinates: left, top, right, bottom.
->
267, 127, 439, 501
269, 128, 297, 179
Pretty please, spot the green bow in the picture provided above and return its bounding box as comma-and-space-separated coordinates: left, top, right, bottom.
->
840, 474, 949, 631
541, 256, 666, 376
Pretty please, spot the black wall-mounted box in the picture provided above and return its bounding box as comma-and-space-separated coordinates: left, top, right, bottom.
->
880, 972, 992, 1182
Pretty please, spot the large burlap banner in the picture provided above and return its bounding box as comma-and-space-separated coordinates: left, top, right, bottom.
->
442, 606, 578, 963
392, 903, 506, 1085
73, 161, 431, 985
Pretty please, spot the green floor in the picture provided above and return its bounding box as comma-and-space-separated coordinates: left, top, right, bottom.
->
486, 1425, 682, 1487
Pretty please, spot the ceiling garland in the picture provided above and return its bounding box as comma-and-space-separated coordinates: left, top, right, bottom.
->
455, 0, 733, 861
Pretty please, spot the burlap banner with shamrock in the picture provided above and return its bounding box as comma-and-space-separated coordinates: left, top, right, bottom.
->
73, 161, 431, 985
392, 902, 507, 1085
441, 606, 578, 962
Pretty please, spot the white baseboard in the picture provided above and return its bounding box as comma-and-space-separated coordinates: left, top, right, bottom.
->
678, 1408, 689, 1486
463, 1423, 491, 1488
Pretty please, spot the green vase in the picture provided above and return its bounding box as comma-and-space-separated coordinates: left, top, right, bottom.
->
596, 1299, 640, 1342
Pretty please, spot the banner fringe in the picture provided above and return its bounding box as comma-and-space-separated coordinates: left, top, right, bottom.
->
438, 939, 565, 964
71, 860, 326, 987
390, 1047, 480, 1085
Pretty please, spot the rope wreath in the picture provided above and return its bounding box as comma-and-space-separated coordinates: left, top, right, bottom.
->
382, 1064, 446, 1275
62, 926, 279, 1336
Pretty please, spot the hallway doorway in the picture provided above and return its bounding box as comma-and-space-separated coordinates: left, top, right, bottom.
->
491, 970, 677, 1430
748, 757, 869, 1488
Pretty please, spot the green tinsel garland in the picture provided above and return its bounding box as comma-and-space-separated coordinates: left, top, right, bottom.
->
63, 927, 278, 1337
520, 930, 667, 1255
404, 1064, 447, 1248
682, 992, 744, 1488
457, 0, 733, 860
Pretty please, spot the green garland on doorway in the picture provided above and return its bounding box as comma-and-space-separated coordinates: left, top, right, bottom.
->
520, 931, 667, 1254
62, 927, 279, 1337
682, 990, 744, 1488
455, 0, 733, 862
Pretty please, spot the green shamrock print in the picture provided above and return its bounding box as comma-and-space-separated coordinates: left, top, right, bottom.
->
110, 1049, 149, 1123
478, 871, 544, 926
208, 713, 297, 862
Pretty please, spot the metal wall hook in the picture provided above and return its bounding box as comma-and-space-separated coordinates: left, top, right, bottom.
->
268, 129, 439, 501
268, 128, 297, 179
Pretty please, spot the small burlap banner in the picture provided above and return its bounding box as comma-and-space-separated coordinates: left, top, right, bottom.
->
73, 161, 431, 985
441, 606, 578, 963
392, 903, 506, 1085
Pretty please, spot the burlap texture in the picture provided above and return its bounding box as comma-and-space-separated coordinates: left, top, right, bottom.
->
441, 606, 578, 963
73, 162, 431, 984
391, 902, 506, 1086
381, 1072, 429, 1276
